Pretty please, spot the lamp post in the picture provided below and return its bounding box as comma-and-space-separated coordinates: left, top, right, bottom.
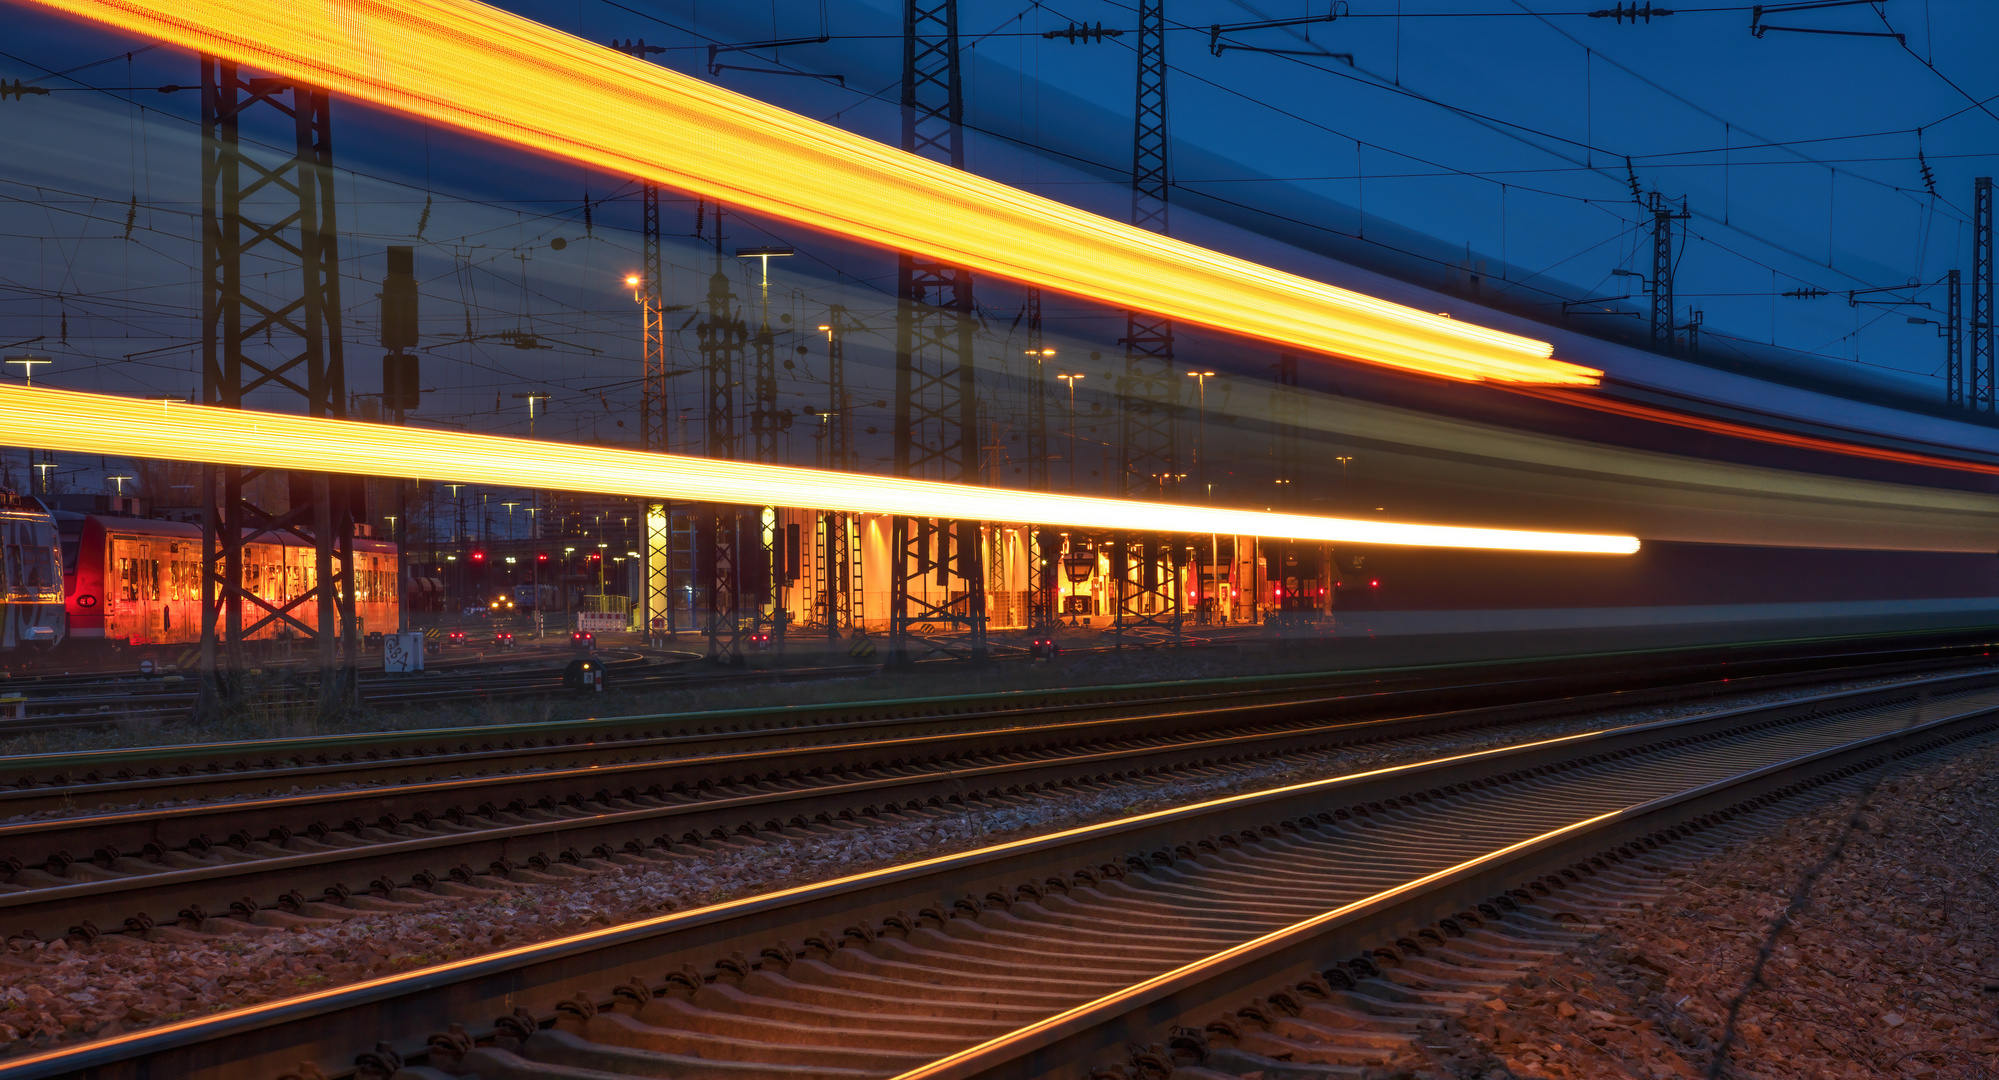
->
734, 246, 795, 327
1055, 373, 1085, 492
4, 355, 52, 386
1185, 370, 1215, 497
511, 392, 551, 437
106, 474, 133, 496
384, 514, 405, 633
502, 501, 520, 540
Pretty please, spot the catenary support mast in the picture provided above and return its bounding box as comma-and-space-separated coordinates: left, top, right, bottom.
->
198, 57, 356, 719
890, 0, 986, 664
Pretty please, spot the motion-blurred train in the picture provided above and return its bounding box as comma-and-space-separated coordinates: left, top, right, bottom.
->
0, 492, 63, 653
57, 513, 399, 650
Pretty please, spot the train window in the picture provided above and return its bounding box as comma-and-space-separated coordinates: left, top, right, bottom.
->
23, 543, 53, 592
118, 557, 138, 601
146, 559, 161, 601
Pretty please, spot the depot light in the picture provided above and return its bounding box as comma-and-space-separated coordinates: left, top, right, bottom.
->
31, 0, 1599, 388
0, 386, 1638, 555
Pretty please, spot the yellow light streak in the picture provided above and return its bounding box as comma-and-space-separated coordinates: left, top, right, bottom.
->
31, 0, 1601, 388
0, 386, 1639, 554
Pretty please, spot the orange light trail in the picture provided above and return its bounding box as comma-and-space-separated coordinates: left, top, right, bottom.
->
0, 386, 1640, 554
29, 0, 1600, 388
1508, 385, 1999, 477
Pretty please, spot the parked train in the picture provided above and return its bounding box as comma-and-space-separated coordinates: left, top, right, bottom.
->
58, 514, 399, 649
0, 492, 63, 653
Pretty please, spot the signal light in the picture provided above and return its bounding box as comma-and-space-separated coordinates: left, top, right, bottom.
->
1370, 579, 1379, 587
536, 552, 549, 562
471, 550, 486, 562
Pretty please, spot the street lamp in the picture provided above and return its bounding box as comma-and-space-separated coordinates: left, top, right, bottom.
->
1055, 373, 1086, 492
4, 355, 53, 386
511, 392, 551, 436
734, 246, 795, 328
106, 474, 134, 495
1185, 370, 1215, 497
502, 501, 520, 540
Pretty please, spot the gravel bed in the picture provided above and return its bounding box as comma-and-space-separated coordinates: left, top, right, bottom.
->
0, 671, 1970, 1058
1402, 733, 1999, 1080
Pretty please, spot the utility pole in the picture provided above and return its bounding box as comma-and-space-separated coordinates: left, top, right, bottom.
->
824, 306, 852, 471
1023, 289, 1050, 493
1648, 191, 1690, 352
1974, 177, 1994, 413
610, 39, 682, 647
1947, 268, 1963, 407
638, 181, 677, 645
822, 306, 853, 641
890, 0, 986, 664
1023, 289, 1057, 631
380, 245, 419, 635
1115, 0, 1182, 648
198, 57, 357, 720
699, 202, 748, 663
738, 245, 792, 652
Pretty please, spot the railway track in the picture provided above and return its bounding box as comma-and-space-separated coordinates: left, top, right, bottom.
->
0, 648, 683, 730
2, 649, 1988, 1079
1, 628, 1991, 733
0, 644, 1987, 943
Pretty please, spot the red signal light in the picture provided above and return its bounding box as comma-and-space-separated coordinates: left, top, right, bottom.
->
1369, 579, 1379, 587
471, 550, 486, 562
536, 552, 549, 563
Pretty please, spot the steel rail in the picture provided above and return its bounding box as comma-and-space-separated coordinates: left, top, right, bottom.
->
0, 671, 1992, 1080
2, 629, 1986, 789
899, 692, 1993, 1080
0, 661, 1989, 945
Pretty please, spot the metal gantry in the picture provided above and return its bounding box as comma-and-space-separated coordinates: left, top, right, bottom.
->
890, 0, 986, 663
1115, 0, 1182, 647
1974, 177, 1994, 413
198, 57, 357, 718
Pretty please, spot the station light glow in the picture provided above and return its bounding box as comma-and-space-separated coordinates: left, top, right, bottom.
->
0, 386, 1638, 555
31, 0, 1600, 388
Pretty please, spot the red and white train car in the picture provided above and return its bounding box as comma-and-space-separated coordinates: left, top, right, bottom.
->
59, 514, 398, 647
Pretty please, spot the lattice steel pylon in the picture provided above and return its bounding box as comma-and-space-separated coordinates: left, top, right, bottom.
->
1947, 268, 1963, 408
748, 287, 782, 651
821, 306, 853, 641
1647, 192, 1688, 352
197, 57, 356, 718
1114, 0, 1182, 647
890, 0, 986, 664
698, 208, 749, 663
638, 182, 677, 643
1974, 177, 1994, 413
